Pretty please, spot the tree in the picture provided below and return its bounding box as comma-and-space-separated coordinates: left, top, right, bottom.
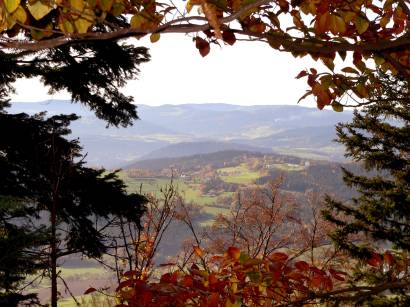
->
323, 74, 410, 304
0, 40, 149, 126
0, 0, 409, 110
0, 196, 46, 307
205, 179, 299, 258
0, 109, 147, 306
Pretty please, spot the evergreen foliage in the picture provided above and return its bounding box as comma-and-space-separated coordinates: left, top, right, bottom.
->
324, 74, 410, 257
322, 74, 410, 304
0, 109, 147, 305
0, 41, 149, 126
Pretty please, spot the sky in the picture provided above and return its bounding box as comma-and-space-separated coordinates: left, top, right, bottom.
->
10, 34, 321, 108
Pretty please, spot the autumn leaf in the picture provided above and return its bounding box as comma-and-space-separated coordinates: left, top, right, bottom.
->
150, 33, 160, 43
367, 252, 383, 267
202, 2, 222, 39
355, 16, 369, 34
195, 37, 210, 57
270, 252, 288, 262
384, 251, 394, 266
193, 245, 204, 257
315, 12, 331, 34
84, 287, 97, 294
222, 30, 236, 45
296, 70, 308, 79
226, 246, 241, 260
4, 0, 20, 13
332, 101, 343, 112
294, 261, 310, 271
27, 0, 53, 21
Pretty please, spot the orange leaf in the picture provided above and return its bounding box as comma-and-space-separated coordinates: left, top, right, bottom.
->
202, 3, 222, 39
226, 247, 241, 260
193, 245, 204, 257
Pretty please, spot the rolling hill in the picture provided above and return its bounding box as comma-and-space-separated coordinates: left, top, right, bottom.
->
8, 100, 352, 167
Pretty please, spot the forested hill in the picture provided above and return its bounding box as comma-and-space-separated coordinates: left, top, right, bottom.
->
9, 101, 352, 167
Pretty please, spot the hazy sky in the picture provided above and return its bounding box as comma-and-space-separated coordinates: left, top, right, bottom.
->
11, 34, 321, 107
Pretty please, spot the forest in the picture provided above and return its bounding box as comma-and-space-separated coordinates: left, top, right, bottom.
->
1, 0, 410, 306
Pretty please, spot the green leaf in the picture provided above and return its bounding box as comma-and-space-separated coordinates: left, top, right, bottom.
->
27, 1, 53, 21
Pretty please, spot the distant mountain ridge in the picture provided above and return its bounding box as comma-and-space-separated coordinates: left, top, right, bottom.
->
8, 100, 352, 167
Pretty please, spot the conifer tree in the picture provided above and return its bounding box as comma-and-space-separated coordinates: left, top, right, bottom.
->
322, 74, 410, 304
323, 74, 410, 257
0, 109, 147, 306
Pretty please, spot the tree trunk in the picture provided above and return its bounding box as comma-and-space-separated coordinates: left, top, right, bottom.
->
50, 199, 57, 307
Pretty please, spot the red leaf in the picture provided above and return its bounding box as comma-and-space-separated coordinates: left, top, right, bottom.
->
367, 252, 383, 267
294, 261, 310, 271
159, 262, 176, 267
183, 275, 194, 287
209, 292, 219, 307
329, 268, 346, 281
195, 37, 210, 57
270, 252, 288, 262
310, 267, 326, 276
222, 30, 236, 45
84, 287, 97, 295
311, 274, 324, 288
209, 273, 218, 285
296, 70, 308, 79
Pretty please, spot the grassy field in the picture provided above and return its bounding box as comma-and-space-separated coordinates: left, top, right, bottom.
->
121, 176, 215, 205
217, 163, 261, 184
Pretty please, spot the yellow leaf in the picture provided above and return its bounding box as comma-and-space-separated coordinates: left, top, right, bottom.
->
27, 0, 53, 21
99, 0, 113, 12
4, 0, 20, 13
130, 14, 144, 29
70, 0, 84, 13
11, 5, 26, 24
74, 16, 92, 33
59, 19, 75, 33
355, 16, 369, 34
150, 32, 160, 43
186, 0, 203, 13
